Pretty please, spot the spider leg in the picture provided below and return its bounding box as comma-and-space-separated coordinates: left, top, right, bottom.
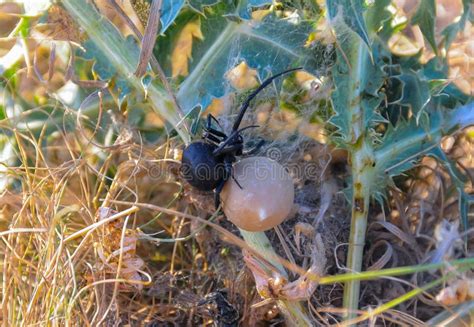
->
204, 114, 227, 143
214, 143, 243, 156
203, 126, 227, 145
242, 139, 265, 156
203, 132, 223, 144
214, 156, 234, 209
214, 180, 225, 209
235, 125, 260, 134
204, 126, 227, 138
207, 113, 223, 129
231, 67, 303, 132
232, 174, 243, 189
212, 125, 259, 156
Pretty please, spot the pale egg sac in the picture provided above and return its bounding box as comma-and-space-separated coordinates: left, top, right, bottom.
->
221, 156, 294, 232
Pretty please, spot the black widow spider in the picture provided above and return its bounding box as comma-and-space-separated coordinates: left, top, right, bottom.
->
181, 67, 302, 208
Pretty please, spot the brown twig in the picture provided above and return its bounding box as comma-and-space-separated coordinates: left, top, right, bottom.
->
48, 42, 56, 81
135, 0, 162, 78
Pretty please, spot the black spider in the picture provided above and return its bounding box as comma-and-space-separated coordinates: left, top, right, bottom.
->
181, 67, 302, 207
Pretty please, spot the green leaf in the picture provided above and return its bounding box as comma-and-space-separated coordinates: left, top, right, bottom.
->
77, 35, 140, 104
329, 38, 387, 144
421, 58, 469, 107
161, 0, 186, 33
136, 0, 186, 34
429, 146, 469, 229
459, 193, 474, 231
365, 41, 391, 96
430, 147, 467, 189
365, 0, 391, 35
78, 41, 117, 80
374, 113, 440, 193
158, 10, 321, 113
390, 70, 430, 122
325, 0, 370, 48
411, 0, 438, 55
374, 102, 474, 196
427, 79, 448, 96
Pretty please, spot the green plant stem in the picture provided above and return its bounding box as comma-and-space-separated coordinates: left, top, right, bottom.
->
61, 0, 190, 144
343, 138, 375, 322
239, 230, 312, 327
343, 197, 368, 319
318, 257, 474, 284
342, 268, 471, 325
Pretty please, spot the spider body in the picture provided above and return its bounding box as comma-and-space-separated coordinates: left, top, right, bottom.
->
181, 67, 302, 207
181, 141, 224, 191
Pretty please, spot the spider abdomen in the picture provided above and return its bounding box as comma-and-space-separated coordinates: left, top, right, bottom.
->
181, 141, 224, 191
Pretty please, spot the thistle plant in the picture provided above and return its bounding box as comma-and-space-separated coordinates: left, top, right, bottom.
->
324, 0, 472, 319
1, 0, 473, 325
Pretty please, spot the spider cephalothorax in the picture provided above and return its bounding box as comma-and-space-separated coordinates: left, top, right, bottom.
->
181, 67, 302, 207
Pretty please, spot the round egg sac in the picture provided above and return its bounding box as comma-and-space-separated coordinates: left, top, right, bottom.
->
221, 156, 295, 232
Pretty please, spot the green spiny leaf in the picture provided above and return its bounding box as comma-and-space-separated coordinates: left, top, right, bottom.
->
391, 70, 430, 122
135, 0, 186, 34
161, 0, 186, 33
426, 146, 470, 230
365, 40, 390, 96
327, 2, 397, 145
326, 0, 370, 48
329, 38, 387, 144
365, 0, 391, 36
411, 0, 438, 55
427, 79, 449, 96
430, 146, 467, 189
77, 36, 140, 104
372, 110, 442, 195
421, 58, 470, 107
373, 102, 474, 198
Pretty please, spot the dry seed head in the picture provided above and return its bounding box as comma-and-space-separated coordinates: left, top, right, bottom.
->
130, 0, 151, 25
